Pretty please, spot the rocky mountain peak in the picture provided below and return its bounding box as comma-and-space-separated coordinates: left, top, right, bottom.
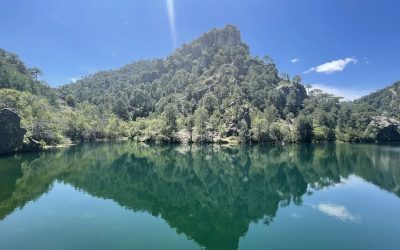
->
191, 25, 246, 49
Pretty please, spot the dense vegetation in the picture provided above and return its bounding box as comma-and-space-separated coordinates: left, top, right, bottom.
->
1, 25, 399, 145
0, 50, 129, 145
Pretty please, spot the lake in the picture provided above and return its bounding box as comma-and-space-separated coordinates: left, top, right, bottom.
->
0, 142, 399, 250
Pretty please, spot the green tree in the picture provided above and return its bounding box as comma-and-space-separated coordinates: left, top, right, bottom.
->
186, 114, 195, 143
238, 119, 249, 142
252, 116, 268, 142
265, 105, 277, 123
65, 94, 76, 107
28, 67, 43, 80
292, 75, 302, 84
202, 93, 219, 116
113, 96, 130, 121
295, 114, 313, 142
163, 103, 178, 142
270, 123, 284, 143
209, 112, 221, 142
195, 107, 208, 142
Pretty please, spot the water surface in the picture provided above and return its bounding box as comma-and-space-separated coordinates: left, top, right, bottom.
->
0, 143, 399, 249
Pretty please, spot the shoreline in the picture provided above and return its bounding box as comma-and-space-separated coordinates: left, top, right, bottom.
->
2, 138, 399, 158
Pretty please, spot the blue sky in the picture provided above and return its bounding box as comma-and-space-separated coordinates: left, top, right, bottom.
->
1, 0, 399, 99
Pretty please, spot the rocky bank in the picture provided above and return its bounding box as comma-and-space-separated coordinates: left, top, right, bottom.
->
0, 108, 41, 155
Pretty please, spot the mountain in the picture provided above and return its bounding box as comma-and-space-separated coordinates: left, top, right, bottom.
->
60, 25, 310, 141
60, 25, 292, 120
1, 25, 400, 148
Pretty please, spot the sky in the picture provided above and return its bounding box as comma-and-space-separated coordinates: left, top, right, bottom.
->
1, 0, 399, 99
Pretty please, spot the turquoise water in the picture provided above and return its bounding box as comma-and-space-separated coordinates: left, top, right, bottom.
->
0, 143, 399, 249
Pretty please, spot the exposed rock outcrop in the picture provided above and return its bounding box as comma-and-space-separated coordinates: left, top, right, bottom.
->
364, 116, 400, 142
178, 25, 249, 61
0, 108, 27, 154
194, 25, 244, 49
0, 108, 42, 155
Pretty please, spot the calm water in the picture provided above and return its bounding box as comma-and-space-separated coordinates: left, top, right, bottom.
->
0, 143, 400, 250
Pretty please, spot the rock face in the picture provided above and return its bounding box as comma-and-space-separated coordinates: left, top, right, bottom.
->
0, 108, 42, 155
0, 108, 27, 154
365, 116, 400, 142
195, 25, 244, 49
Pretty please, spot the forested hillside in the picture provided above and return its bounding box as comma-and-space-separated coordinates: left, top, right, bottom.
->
60, 25, 296, 122
1, 25, 400, 146
0, 49, 55, 98
0, 49, 129, 146
355, 81, 400, 120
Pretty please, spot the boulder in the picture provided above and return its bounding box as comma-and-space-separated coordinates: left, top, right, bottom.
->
365, 116, 400, 142
0, 108, 42, 155
0, 108, 27, 154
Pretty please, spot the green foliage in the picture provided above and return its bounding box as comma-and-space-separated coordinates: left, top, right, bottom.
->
355, 81, 400, 120
0, 89, 127, 144
163, 103, 178, 140
312, 125, 329, 142
238, 119, 249, 142
202, 92, 219, 116
1, 26, 400, 145
0, 89, 64, 145
251, 116, 269, 142
186, 114, 195, 142
0, 48, 56, 98
195, 106, 209, 142
295, 114, 312, 142
209, 112, 221, 141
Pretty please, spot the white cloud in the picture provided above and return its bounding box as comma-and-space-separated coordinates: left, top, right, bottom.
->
291, 58, 300, 63
316, 203, 360, 223
310, 84, 370, 101
304, 58, 357, 74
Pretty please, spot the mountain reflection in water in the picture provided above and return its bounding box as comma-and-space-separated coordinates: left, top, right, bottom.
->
0, 143, 399, 249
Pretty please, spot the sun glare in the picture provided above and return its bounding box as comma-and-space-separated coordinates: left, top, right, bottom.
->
166, 0, 177, 47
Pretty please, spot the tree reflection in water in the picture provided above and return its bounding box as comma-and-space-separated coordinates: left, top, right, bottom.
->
1, 143, 399, 249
